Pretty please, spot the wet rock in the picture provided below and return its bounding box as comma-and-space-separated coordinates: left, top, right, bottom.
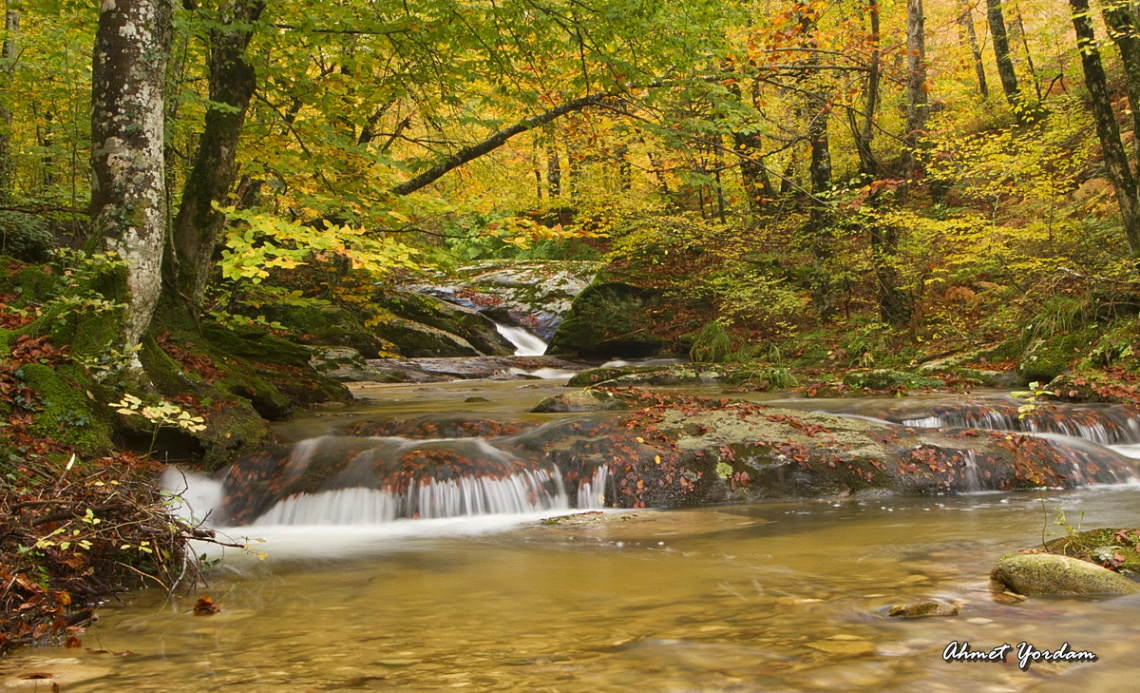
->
531, 389, 627, 412
990, 553, 1140, 596
885, 600, 959, 618
308, 347, 413, 383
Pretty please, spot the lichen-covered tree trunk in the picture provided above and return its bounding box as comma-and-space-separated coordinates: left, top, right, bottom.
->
987, 0, 1023, 115
1102, 0, 1140, 163
1069, 0, 1140, 258
958, 0, 988, 98
0, 1, 19, 202
171, 0, 265, 307
90, 0, 174, 362
852, 0, 880, 177
904, 0, 927, 172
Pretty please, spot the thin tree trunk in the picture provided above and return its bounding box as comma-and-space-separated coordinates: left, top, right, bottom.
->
171, 0, 266, 307
90, 0, 174, 362
1070, 0, 1140, 256
905, 0, 928, 172
1103, 0, 1140, 163
1011, 3, 1042, 102
987, 0, 1025, 116
958, 0, 989, 98
852, 0, 880, 177
547, 146, 561, 198
0, 1, 19, 202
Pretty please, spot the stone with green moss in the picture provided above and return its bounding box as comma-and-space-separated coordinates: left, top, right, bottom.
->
548, 282, 668, 358
991, 553, 1140, 596
1017, 328, 1098, 385
17, 363, 112, 455
842, 368, 943, 391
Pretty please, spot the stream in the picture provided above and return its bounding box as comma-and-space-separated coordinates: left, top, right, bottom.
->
5, 362, 1140, 691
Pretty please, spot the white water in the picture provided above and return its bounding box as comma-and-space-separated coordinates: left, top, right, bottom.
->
495, 323, 548, 356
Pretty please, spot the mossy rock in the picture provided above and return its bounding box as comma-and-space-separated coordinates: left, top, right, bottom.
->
1017, 328, 1097, 385
842, 368, 943, 391
255, 302, 398, 358
1044, 528, 1140, 575
17, 363, 112, 455
201, 321, 312, 368
991, 553, 1140, 596
377, 291, 514, 356
547, 282, 667, 358
371, 318, 481, 357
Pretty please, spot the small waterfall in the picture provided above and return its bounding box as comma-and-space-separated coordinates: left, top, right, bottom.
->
495, 323, 548, 356
220, 423, 611, 525
890, 400, 1140, 446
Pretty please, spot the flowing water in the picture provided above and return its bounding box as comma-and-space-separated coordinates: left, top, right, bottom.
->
5, 382, 1140, 692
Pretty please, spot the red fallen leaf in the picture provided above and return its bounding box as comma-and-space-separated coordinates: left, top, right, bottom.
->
66, 636, 82, 648
193, 595, 221, 616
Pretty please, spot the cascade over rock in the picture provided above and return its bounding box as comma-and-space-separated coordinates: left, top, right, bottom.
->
219, 390, 1140, 525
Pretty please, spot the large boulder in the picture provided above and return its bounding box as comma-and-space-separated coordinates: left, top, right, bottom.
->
371, 318, 482, 358
376, 290, 514, 356
547, 282, 668, 358
991, 553, 1140, 596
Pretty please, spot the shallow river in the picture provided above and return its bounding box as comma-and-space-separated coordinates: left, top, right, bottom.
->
5, 378, 1140, 691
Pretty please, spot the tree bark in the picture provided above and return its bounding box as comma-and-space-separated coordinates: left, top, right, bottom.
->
958, 0, 989, 98
1070, 0, 1140, 257
851, 0, 880, 177
90, 0, 174, 362
904, 0, 927, 172
0, 1, 19, 202
987, 0, 1024, 115
171, 0, 266, 307
1102, 0, 1140, 163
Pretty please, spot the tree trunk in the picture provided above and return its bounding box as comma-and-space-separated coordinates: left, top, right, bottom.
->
1070, 0, 1140, 257
547, 146, 561, 198
958, 0, 988, 98
1103, 0, 1140, 163
851, 0, 880, 177
905, 0, 928, 173
0, 1, 19, 202
171, 0, 266, 307
987, 0, 1024, 114
807, 102, 835, 317
90, 0, 174, 362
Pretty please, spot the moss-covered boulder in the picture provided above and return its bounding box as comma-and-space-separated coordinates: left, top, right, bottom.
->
1017, 328, 1097, 385
548, 282, 668, 358
990, 553, 1140, 596
371, 318, 482, 357
378, 290, 514, 356
842, 368, 944, 391
254, 302, 399, 358
17, 363, 113, 455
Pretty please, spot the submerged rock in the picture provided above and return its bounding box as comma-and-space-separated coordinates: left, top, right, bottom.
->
991, 553, 1140, 596
531, 389, 627, 413
885, 601, 959, 618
